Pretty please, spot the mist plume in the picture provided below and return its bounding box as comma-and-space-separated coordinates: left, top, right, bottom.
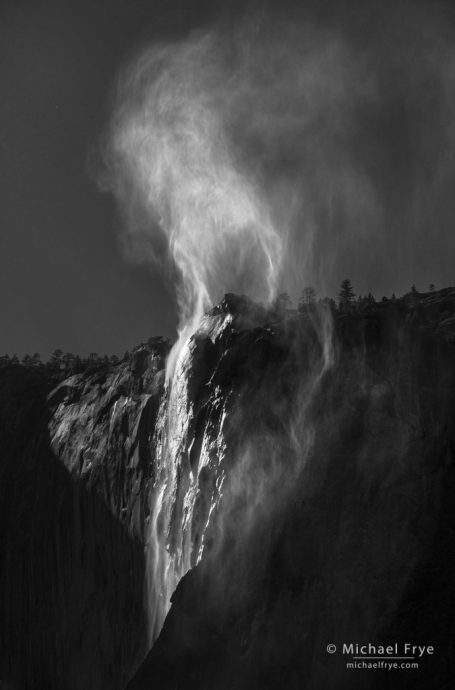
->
100, 3, 455, 643
103, 16, 379, 372
103, 4, 455, 336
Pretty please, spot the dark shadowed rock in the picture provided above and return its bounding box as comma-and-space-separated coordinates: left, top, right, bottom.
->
1, 291, 455, 690
0, 341, 169, 690
127, 290, 455, 690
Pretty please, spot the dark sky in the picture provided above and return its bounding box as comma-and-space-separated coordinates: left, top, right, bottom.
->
1, 0, 454, 358
0, 0, 219, 358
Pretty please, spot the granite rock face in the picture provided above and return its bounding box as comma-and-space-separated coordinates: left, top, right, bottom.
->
128, 290, 455, 690
0, 339, 169, 689
1, 290, 455, 689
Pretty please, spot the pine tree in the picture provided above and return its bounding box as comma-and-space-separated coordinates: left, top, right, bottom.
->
319, 296, 337, 311
51, 349, 64, 369
301, 286, 316, 305
338, 279, 355, 310
274, 292, 292, 312
31, 353, 41, 367
62, 353, 75, 371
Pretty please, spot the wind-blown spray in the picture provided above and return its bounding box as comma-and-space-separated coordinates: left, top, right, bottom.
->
102, 18, 374, 642
104, 18, 379, 368
101, 6, 455, 644
107, 32, 287, 378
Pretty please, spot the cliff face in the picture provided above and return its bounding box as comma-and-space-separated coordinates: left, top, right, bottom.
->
127, 291, 455, 690
1, 290, 455, 689
0, 340, 168, 689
